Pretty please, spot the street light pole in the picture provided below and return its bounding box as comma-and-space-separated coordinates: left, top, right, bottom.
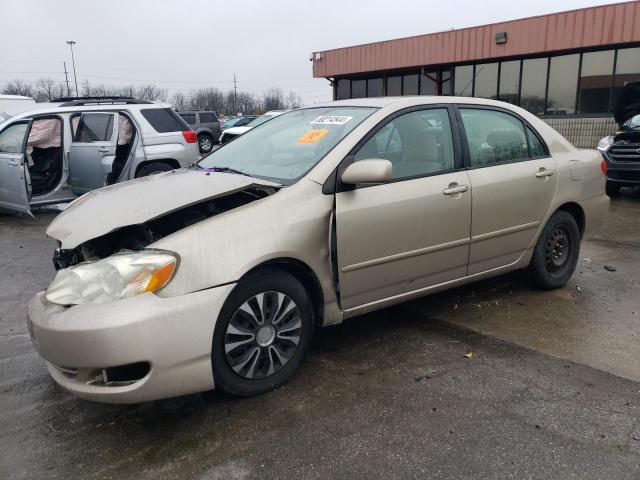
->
66, 41, 78, 98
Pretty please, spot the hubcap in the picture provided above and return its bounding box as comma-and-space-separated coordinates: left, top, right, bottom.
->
224, 292, 302, 379
545, 227, 571, 277
200, 137, 211, 150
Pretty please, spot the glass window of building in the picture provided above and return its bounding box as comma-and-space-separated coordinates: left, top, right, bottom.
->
473, 62, 498, 99
441, 69, 452, 95
337, 79, 350, 100
387, 75, 402, 96
614, 47, 640, 103
403, 74, 419, 95
420, 71, 437, 95
454, 65, 474, 96
578, 50, 615, 114
520, 58, 548, 115
498, 60, 521, 105
351, 79, 366, 99
546, 54, 579, 115
367, 78, 383, 97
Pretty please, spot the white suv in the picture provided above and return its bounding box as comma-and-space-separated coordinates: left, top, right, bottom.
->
0, 97, 200, 217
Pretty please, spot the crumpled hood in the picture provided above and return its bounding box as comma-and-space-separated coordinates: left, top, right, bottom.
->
223, 126, 252, 135
614, 81, 640, 128
47, 168, 279, 249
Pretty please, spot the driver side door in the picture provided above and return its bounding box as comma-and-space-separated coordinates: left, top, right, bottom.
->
68, 112, 118, 194
0, 120, 33, 217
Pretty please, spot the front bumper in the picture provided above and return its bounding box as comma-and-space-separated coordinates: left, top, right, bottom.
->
27, 284, 235, 404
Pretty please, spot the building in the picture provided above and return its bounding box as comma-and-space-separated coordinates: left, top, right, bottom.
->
311, 1, 640, 147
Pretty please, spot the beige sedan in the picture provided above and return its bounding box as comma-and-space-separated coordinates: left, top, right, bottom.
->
28, 97, 609, 403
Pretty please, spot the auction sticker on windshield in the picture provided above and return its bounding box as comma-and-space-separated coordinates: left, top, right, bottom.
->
311, 115, 353, 126
296, 129, 330, 144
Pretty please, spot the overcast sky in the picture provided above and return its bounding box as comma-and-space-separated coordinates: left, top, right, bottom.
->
0, 0, 625, 105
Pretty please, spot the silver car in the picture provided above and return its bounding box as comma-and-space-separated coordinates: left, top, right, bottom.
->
27, 97, 609, 403
0, 97, 200, 217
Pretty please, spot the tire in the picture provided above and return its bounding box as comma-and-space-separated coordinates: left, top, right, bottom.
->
198, 134, 214, 153
606, 182, 621, 197
527, 211, 581, 290
135, 162, 174, 177
212, 270, 315, 397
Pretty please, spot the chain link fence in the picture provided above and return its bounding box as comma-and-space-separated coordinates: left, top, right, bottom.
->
542, 115, 618, 149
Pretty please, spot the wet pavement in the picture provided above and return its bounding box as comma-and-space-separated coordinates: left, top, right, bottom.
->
1, 191, 640, 479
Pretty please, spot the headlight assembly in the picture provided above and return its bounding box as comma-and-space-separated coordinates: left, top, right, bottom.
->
597, 136, 614, 152
45, 250, 178, 306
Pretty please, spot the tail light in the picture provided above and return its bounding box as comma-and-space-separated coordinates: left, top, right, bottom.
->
182, 130, 197, 144
601, 159, 608, 176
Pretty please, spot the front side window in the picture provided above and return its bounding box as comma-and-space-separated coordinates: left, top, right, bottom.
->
460, 109, 530, 167
353, 108, 455, 180
0, 122, 28, 154
198, 107, 376, 185
73, 113, 114, 143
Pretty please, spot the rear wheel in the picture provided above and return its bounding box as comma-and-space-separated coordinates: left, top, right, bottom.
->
528, 211, 581, 290
212, 270, 315, 396
135, 161, 174, 177
198, 134, 214, 153
606, 182, 621, 197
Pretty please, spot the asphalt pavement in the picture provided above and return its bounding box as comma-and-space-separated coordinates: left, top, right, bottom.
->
1, 191, 639, 479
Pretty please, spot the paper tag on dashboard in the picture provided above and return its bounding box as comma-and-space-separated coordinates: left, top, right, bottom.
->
311, 115, 353, 126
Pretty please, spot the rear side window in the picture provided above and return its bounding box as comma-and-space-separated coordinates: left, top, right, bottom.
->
527, 127, 548, 157
199, 112, 217, 123
73, 113, 114, 142
141, 108, 190, 133
459, 109, 530, 167
178, 113, 196, 125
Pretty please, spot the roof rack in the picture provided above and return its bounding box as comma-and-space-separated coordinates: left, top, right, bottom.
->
52, 96, 154, 107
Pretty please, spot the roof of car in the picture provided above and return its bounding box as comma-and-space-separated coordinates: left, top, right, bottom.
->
0, 101, 173, 122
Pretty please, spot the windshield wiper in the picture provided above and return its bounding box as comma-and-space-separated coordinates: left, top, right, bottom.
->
193, 164, 253, 177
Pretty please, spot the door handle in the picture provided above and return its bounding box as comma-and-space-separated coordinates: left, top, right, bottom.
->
536, 168, 555, 178
443, 184, 469, 195
98, 147, 110, 153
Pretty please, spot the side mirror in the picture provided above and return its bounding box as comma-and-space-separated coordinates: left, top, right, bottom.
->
341, 159, 393, 186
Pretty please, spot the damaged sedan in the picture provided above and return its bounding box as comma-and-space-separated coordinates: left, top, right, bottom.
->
27, 97, 609, 403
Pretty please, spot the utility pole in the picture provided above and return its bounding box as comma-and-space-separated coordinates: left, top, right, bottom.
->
233, 73, 238, 115
66, 40, 79, 98
63, 62, 71, 97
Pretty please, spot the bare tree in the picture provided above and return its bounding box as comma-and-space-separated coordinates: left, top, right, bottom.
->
286, 91, 303, 109
34, 78, 67, 102
1, 79, 35, 98
262, 87, 286, 111
192, 87, 225, 112
170, 92, 188, 110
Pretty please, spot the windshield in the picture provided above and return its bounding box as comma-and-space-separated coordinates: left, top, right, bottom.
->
247, 114, 280, 127
198, 107, 377, 184
223, 117, 244, 127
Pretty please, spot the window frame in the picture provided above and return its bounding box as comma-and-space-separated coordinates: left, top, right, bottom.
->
326, 104, 465, 193
452, 104, 550, 171
69, 112, 116, 143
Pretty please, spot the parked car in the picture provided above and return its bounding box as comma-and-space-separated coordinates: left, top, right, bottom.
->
221, 116, 257, 130
27, 97, 608, 403
219, 110, 286, 144
177, 110, 222, 153
0, 94, 35, 116
598, 81, 640, 196
0, 97, 200, 218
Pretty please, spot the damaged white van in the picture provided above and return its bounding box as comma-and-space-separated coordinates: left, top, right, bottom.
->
0, 97, 200, 217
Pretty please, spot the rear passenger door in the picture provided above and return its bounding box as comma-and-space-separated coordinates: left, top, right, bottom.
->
456, 107, 557, 274
68, 112, 118, 194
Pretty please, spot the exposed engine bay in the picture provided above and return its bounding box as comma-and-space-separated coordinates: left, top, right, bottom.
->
53, 186, 277, 269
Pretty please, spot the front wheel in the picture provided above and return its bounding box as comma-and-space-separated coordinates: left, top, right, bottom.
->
527, 211, 581, 290
212, 270, 315, 396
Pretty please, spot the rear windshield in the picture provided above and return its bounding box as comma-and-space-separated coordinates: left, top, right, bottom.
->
141, 108, 189, 133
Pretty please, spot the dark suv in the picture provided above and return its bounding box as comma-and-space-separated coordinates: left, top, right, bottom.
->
177, 110, 221, 153
598, 81, 640, 196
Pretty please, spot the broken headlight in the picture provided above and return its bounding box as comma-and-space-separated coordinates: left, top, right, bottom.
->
45, 250, 178, 306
